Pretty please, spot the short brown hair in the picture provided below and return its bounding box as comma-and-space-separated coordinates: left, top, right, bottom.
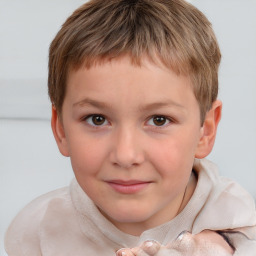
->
48, 0, 221, 123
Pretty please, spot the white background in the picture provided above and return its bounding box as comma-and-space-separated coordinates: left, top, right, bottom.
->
1, 0, 256, 255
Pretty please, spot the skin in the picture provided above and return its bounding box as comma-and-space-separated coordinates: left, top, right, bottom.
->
116, 230, 234, 256
52, 55, 224, 252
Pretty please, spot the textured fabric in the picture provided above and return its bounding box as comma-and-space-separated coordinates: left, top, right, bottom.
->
5, 159, 256, 255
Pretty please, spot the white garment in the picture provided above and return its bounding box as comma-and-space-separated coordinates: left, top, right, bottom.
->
5, 159, 256, 255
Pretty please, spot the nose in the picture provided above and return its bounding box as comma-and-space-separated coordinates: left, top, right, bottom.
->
109, 126, 145, 169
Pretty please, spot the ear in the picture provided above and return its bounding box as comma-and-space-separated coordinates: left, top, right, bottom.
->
195, 100, 222, 159
51, 105, 70, 157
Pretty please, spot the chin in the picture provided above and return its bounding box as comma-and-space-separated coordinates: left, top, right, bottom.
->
106, 207, 153, 223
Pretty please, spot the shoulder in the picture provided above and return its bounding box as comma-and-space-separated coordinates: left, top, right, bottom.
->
194, 158, 255, 203
192, 159, 256, 238
5, 186, 71, 255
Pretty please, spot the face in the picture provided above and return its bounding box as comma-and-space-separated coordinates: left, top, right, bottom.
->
53, 56, 216, 235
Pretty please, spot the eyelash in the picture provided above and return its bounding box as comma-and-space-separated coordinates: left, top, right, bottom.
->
83, 114, 110, 127
146, 115, 173, 128
82, 114, 174, 128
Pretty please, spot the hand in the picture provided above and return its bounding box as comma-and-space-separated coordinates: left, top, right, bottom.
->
116, 230, 234, 256
116, 240, 161, 256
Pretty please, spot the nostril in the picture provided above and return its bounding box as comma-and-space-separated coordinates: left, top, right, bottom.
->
109, 146, 145, 169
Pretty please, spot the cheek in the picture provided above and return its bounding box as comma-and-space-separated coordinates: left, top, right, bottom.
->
148, 133, 198, 187
67, 134, 108, 177
152, 135, 196, 170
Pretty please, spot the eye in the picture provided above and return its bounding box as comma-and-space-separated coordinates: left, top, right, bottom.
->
85, 114, 108, 126
147, 115, 170, 127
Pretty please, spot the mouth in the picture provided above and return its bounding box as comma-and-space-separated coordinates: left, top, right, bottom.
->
106, 180, 152, 194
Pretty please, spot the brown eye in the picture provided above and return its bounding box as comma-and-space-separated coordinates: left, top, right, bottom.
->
86, 115, 107, 126
92, 115, 105, 125
152, 116, 168, 126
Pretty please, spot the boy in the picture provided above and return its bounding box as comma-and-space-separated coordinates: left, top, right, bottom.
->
5, 0, 256, 255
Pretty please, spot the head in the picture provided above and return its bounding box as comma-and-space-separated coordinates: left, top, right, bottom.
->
48, 0, 221, 124
49, 0, 222, 235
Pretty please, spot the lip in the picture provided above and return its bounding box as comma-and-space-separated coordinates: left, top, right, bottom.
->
106, 180, 152, 194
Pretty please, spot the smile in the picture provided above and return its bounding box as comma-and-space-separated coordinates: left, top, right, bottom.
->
106, 180, 152, 194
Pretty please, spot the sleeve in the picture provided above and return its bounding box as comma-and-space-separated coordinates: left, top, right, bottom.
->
220, 231, 256, 256
4, 187, 71, 256
4, 198, 47, 256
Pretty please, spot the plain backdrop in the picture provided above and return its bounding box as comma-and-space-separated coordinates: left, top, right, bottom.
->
1, 0, 256, 255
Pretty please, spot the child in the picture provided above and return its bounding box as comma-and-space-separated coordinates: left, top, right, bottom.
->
5, 0, 256, 255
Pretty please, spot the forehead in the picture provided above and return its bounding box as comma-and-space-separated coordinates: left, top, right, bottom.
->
69, 54, 191, 84
65, 55, 198, 113
67, 55, 191, 90
66, 53, 195, 107
70, 52, 191, 79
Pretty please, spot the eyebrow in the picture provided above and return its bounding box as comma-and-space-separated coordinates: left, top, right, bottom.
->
73, 98, 185, 111
73, 98, 113, 109
139, 101, 185, 112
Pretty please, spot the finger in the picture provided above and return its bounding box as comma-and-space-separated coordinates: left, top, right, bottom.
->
116, 248, 136, 256
175, 231, 191, 242
140, 240, 161, 255
166, 231, 195, 252
167, 231, 233, 256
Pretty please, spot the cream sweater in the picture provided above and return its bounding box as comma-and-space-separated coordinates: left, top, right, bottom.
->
5, 159, 256, 255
